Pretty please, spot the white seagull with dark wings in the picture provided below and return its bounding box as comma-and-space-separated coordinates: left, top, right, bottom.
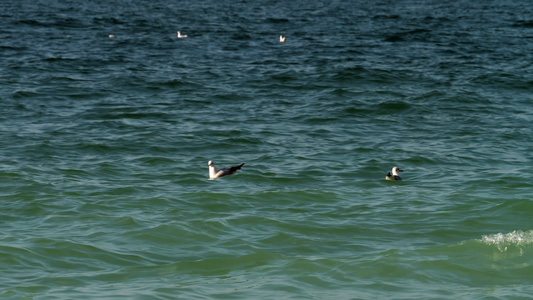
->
208, 160, 245, 180
386, 166, 403, 181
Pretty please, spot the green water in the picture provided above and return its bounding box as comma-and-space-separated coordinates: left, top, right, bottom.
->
2, 0, 533, 298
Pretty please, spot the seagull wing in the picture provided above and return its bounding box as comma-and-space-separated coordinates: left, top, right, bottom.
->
218, 163, 245, 177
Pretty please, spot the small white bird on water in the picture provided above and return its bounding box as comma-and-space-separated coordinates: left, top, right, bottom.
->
208, 161, 245, 180
386, 166, 404, 181
177, 31, 188, 38
279, 35, 286, 43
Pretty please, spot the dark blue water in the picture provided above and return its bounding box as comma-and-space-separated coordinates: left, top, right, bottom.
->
2, 0, 533, 299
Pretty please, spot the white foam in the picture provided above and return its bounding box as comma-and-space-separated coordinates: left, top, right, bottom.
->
479, 230, 533, 252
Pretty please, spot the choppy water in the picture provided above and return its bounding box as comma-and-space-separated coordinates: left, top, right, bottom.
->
2, 0, 533, 298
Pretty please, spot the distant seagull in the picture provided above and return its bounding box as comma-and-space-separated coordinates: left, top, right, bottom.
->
177, 31, 188, 38
386, 166, 403, 181
208, 161, 245, 180
108, 34, 115, 38
279, 35, 286, 43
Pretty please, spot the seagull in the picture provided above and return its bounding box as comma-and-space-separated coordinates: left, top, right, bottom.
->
208, 160, 245, 180
280, 35, 286, 43
177, 31, 188, 38
386, 166, 403, 181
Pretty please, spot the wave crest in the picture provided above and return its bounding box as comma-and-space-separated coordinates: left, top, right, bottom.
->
479, 230, 533, 252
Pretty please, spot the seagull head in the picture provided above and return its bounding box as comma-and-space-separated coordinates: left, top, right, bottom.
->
208, 160, 214, 166
392, 166, 403, 175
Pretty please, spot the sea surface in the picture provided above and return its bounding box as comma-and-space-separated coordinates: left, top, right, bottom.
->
1, 0, 533, 299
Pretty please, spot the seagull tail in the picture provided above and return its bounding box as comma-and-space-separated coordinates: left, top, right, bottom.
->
228, 163, 245, 174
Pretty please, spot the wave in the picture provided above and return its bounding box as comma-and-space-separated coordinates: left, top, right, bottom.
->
478, 230, 533, 253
